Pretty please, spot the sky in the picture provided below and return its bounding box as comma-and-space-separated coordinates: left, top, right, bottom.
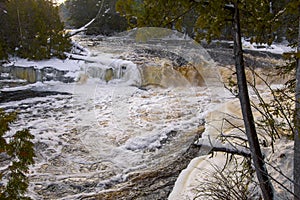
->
55, 0, 65, 4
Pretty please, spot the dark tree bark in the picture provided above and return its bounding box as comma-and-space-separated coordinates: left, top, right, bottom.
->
196, 142, 251, 158
232, 1, 274, 199
294, 9, 300, 200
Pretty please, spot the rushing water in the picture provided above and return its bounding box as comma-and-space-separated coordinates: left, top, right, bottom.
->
0, 28, 224, 199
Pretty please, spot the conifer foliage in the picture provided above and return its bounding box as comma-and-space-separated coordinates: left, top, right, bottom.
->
116, 0, 198, 35
0, 0, 7, 60
0, 0, 71, 60
0, 109, 35, 200
63, 0, 127, 35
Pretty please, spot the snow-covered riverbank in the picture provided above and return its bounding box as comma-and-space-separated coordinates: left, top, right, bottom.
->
0, 28, 295, 199
0, 28, 219, 199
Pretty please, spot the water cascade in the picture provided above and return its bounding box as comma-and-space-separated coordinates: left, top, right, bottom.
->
0, 28, 225, 200
0, 64, 74, 85
76, 27, 220, 90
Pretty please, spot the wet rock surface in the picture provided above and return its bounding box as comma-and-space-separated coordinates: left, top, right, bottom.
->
120, 50, 206, 87
0, 89, 71, 103
134, 48, 189, 67
202, 41, 283, 67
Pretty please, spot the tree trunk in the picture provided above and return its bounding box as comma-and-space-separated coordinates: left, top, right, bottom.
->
294, 11, 300, 200
232, 1, 274, 199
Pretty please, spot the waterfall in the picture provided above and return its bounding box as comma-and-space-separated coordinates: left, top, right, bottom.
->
0, 28, 230, 200
81, 58, 142, 86
0, 65, 75, 89
77, 27, 221, 89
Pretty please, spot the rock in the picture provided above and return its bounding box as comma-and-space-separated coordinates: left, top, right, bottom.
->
0, 65, 75, 85
174, 63, 206, 86
104, 68, 114, 83
0, 89, 71, 103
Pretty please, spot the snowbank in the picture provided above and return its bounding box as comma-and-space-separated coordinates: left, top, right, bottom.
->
3, 57, 83, 71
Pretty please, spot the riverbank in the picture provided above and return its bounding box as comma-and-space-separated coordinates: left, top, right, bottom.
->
0, 29, 294, 199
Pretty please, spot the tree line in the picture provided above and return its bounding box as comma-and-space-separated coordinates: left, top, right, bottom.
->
0, 0, 298, 62
0, 0, 129, 61
60, 0, 127, 35
0, 0, 71, 60
116, 0, 298, 44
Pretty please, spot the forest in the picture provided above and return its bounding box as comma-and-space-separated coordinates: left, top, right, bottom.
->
0, 0, 300, 199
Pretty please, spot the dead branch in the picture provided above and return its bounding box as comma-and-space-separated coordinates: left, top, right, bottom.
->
195, 142, 251, 158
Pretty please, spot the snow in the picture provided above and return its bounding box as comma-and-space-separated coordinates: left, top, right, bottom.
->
169, 95, 295, 200
0, 40, 213, 198
0, 28, 295, 199
3, 57, 83, 71
0, 79, 26, 83
0, 82, 45, 92
65, 18, 96, 37
242, 38, 294, 54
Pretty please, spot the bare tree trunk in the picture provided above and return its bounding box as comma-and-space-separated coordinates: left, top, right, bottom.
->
232, 1, 274, 199
16, 7, 23, 45
294, 11, 300, 200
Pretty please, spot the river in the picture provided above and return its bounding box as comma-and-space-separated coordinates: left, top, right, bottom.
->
0, 28, 228, 199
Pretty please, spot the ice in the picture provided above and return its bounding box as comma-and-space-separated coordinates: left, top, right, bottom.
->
1, 29, 214, 198
2, 27, 294, 199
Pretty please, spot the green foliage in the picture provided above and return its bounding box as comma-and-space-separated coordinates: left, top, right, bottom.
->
116, 0, 296, 43
0, 109, 35, 200
116, 0, 198, 33
0, 41, 7, 60
0, 1, 8, 59
193, 1, 232, 43
0, 0, 71, 60
284, 0, 300, 46
64, 0, 99, 28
